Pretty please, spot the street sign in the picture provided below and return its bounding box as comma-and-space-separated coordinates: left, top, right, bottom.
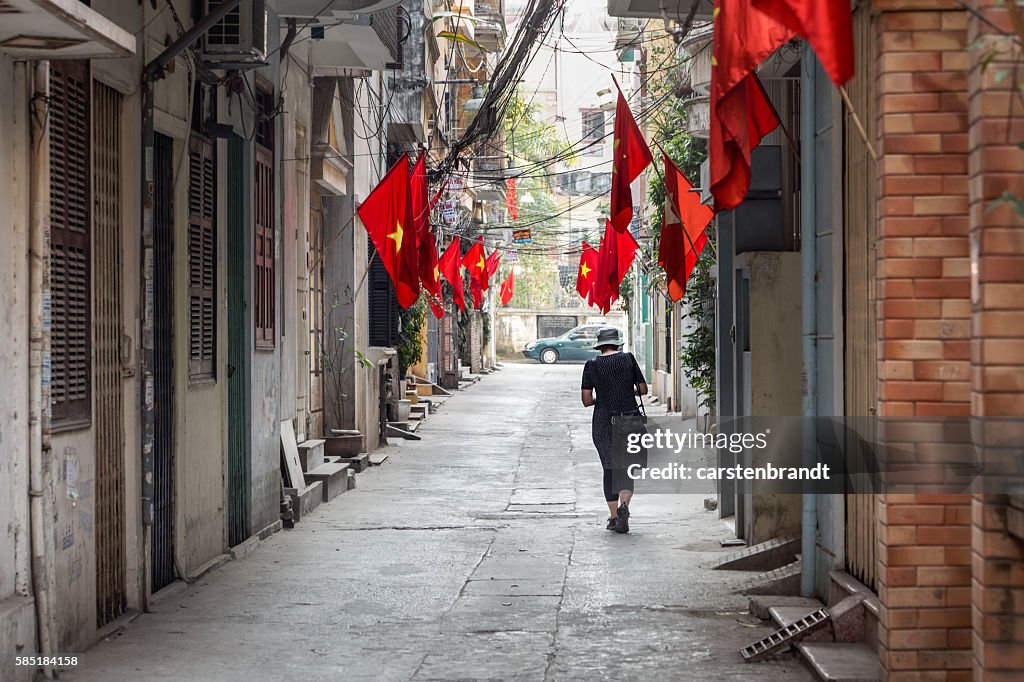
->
512, 228, 532, 244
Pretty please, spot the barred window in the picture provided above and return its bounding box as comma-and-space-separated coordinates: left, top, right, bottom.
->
188, 136, 217, 379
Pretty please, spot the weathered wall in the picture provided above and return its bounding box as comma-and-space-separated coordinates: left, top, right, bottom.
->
0, 56, 37, 681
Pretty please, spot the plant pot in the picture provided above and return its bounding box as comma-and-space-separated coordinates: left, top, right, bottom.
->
399, 378, 408, 396
397, 399, 412, 423
325, 433, 363, 458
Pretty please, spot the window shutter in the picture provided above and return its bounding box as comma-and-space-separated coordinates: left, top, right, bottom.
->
50, 60, 92, 425
368, 247, 399, 347
188, 136, 216, 379
254, 82, 276, 349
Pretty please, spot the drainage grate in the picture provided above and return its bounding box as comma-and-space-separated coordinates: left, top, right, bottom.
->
741, 608, 831, 662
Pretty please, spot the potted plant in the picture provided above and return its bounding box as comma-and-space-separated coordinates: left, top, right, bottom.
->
395, 299, 427, 421
318, 302, 373, 457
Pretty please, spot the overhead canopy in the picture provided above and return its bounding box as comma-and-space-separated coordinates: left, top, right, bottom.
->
0, 0, 134, 58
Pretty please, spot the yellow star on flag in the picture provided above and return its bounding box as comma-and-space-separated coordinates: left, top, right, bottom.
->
387, 220, 403, 251
580, 262, 592, 278
477, 255, 486, 271
433, 265, 440, 282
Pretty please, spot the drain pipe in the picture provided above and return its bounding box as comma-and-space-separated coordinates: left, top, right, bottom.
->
799, 48, 818, 598
29, 59, 57, 679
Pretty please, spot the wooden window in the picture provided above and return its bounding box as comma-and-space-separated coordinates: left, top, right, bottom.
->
255, 82, 275, 349
50, 61, 92, 426
188, 136, 216, 379
367, 246, 399, 347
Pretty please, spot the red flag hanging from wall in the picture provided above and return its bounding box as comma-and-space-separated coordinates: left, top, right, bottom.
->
576, 241, 599, 303
439, 237, 465, 312
506, 177, 518, 220
609, 85, 653, 233
357, 152, 420, 308
463, 237, 488, 288
659, 154, 714, 302
709, 0, 793, 212
499, 271, 515, 305
484, 250, 502, 291
593, 219, 639, 314
752, 0, 853, 85
411, 153, 441, 299
469, 279, 484, 309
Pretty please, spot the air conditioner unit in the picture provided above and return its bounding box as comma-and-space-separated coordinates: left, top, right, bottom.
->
202, 0, 268, 69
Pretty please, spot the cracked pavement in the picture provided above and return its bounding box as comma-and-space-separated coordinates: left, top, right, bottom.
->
64, 363, 812, 681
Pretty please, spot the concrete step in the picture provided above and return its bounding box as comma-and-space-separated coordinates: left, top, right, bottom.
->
797, 642, 882, 682
750, 595, 823, 620
740, 559, 802, 596
336, 452, 370, 473
284, 481, 323, 522
716, 535, 800, 572
304, 462, 350, 503
297, 439, 326, 473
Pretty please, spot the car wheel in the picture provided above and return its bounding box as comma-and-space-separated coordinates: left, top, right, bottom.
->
539, 348, 559, 365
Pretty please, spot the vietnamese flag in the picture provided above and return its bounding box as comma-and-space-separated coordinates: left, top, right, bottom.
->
483, 250, 502, 291
752, 0, 853, 86
429, 298, 445, 319
659, 154, 714, 301
609, 86, 653, 233
499, 271, 515, 305
439, 237, 465, 312
709, 0, 793, 212
357, 152, 419, 308
576, 241, 598, 302
411, 152, 441, 298
593, 220, 639, 314
463, 237, 488, 287
469, 278, 484, 309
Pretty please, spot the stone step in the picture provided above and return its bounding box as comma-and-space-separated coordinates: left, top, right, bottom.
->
336, 452, 370, 473
797, 642, 882, 682
304, 462, 350, 503
749, 595, 824, 620
716, 535, 800, 572
284, 481, 323, 522
296, 439, 326, 473
740, 559, 802, 596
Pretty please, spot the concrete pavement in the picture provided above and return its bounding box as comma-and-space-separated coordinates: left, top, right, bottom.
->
64, 363, 812, 681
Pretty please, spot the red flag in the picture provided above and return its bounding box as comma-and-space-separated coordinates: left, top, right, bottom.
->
439, 237, 465, 312
357, 153, 419, 308
752, 0, 853, 86
659, 154, 714, 302
710, 0, 792, 212
469, 278, 484, 309
506, 177, 518, 220
411, 153, 441, 299
609, 86, 653, 233
576, 241, 599, 302
593, 220, 638, 314
483, 250, 502, 290
430, 298, 445, 319
499, 271, 515, 305
462, 237, 488, 287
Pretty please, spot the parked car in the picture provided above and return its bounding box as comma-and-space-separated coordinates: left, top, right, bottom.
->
522, 324, 621, 364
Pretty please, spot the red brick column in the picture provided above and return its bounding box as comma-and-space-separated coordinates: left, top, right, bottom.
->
967, 1, 1024, 679
873, 3, 974, 679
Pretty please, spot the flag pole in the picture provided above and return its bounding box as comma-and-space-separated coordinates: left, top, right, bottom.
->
838, 85, 878, 161
652, 141, 719, 262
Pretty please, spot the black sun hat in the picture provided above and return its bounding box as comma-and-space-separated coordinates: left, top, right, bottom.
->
592, 327, 624, 349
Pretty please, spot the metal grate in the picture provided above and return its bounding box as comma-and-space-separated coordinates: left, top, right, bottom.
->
151, 133, 176, 593
740, 609, 830, 662
226, 136, 251, 546
93, 81, 126, 627
370, 5, 400, 64
50, 61, 92, 425
187, 136, 217, 380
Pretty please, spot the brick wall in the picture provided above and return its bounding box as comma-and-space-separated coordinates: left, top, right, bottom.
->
967, 0, 1024, 679
873, 2, 974, 679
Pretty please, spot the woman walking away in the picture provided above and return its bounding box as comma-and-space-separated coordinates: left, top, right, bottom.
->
580, 327, 648, 534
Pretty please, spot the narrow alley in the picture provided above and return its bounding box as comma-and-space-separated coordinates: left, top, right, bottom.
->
63, 365, 810, 681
